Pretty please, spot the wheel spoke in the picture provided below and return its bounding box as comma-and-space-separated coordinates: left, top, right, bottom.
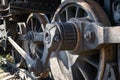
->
75, 7, 79, 18
76, 59, 96, 80
58, 51, 69, 69
50, 52, 73, 80
81, 56, 99, 69
65, 8, 69, 21
58, 14, 62, 23
34, 18, 37, 32
30, 18, 34, 31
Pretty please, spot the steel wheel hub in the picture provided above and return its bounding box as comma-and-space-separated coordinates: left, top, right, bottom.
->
45, 22, 78, 51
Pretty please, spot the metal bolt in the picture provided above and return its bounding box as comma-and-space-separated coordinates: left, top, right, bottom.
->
45, 32, 51, 44
46, 37, 50, 42
54, 36, 60, 42
84, 31, 95, 42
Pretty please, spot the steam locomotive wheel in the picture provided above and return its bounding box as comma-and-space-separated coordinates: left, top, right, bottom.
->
49, 0, 114, 80
23, 13, 49, 76
24, 13, 48, 59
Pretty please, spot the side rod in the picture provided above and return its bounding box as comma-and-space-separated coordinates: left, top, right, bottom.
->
7, 37, 34, 68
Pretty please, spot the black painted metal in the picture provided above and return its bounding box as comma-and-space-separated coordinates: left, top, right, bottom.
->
9, 0, 61, 14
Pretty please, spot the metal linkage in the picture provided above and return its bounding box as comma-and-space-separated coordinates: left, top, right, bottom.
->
7, 36, 44, 79
7, 37, 34, 68
44, 18, 120, 53
20, 31, 44, 42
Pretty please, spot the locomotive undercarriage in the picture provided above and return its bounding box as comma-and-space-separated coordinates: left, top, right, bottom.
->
0, 0, 119, 80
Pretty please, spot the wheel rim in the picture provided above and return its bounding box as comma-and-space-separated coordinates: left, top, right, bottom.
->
50, 1, 111, 80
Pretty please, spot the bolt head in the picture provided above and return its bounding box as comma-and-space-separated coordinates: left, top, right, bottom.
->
54, 36, 60, 42
84, 31, 95, 42
45, 31, 51, 44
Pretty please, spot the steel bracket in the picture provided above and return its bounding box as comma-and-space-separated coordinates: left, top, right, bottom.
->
81, 23, 120, 52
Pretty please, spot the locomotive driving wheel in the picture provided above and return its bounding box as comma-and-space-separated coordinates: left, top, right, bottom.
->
24, 13, 48, 59
47, 0, 115, 80
22, 13, 49, 77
